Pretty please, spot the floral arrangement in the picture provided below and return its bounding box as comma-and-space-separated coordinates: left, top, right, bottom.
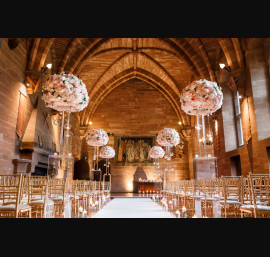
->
149, 146, 165, 159
42, 72, 89, 112
157, 128, 180, 147
85, 129, 109, 147
180, 79, 223, 116
100, 146, 115, 159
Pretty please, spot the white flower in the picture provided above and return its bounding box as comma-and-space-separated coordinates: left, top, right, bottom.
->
100, 146, 115, 159
86, 129, 109, 146
180, 79, 223, 116
157, 128, 180, 147
42, 72, 89, 112
149, 146, 165, 159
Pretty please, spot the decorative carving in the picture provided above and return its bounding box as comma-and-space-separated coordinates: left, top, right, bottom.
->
42, 110, 50, 129
226, 76, 237, 91
16, 90, 26, 140
25, 70, 43, 94
181, 129, 191, 138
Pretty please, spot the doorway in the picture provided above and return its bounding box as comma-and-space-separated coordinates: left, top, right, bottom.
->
93, 160, 110, 181
266, 146, 270, 174
230, 155, 241, 176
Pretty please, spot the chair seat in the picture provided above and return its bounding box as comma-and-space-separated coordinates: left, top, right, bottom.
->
240, 205, 270, 211
69, 195, 79, 199
0, 204, 31, 211
244, 200, 268, 205
2, 200, 16, 205
206, 197, 219, 201
220, 200, 241, 205
51, 196, 64, 201
220, 196, 239, 200
29, 199, 54, 206
3, 198, 30, 205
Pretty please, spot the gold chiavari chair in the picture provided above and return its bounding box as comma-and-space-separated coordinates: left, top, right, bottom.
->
240, 173, 270, 218
77, 180, 88, 210
28, 176, 51, 218
219, 176, 243, 218
164, 181, 173, 211
203, 178, 220, 218
48, 178, 67, 217
171, 181, 180, 212
88, 181, 97, 208
69, 180, 80, 216
96, 181, 101, 205
193, 179, 204, 215
175, 181, 184, 211
84, 180, 91, 205
184, 179, 195, 216
100, 180, 109, 206
0, 174, 31, 218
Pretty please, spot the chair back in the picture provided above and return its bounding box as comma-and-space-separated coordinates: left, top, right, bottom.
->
28, 176, 48, 203
248, 173, 270, 208
0, 174, 24, 210
48, 178, 67, 199
221, 176, 243, 203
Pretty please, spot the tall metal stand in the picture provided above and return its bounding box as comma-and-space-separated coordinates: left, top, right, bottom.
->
196, 114, 201, 157
201, 115, 207, 157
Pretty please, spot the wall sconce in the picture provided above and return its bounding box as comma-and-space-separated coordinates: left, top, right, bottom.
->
219, 63, 231, 72
89, 121, 93, 125
19, 85, 27, 97
178, 121, 182, 125
41, 63, 52, 73
24, 75, 41, 94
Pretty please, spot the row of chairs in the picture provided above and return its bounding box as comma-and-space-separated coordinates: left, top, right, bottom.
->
0, 174, 111, 218
162, 173, 270, 218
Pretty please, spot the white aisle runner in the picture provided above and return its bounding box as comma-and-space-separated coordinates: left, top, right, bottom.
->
92, 198, 175, 218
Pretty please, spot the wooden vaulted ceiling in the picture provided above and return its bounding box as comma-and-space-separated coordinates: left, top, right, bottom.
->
26, 38, 250, 128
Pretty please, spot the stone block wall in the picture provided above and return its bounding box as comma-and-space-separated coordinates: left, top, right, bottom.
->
0, 38, 30, 174
0, 38, 81, 177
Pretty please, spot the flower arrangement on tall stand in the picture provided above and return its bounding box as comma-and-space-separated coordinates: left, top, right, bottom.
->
180, 79, 223, 178
85, 129, 109, 180
42, 72, 89, 180
157, 128, 180, 191
100, 146, 115, 191
148, 146, 165, 180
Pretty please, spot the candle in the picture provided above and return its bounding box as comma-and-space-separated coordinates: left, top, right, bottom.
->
169, 200, 173, 210
176, 210, 180, 218
78, 207, 83, 218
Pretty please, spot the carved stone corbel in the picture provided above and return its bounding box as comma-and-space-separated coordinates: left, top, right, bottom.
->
179, 126, 192, 141
25, 70, 43, 94
25, 68, 51, 95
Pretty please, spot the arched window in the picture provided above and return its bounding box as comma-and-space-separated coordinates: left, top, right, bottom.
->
233, 91, 244, 146
221, 83, 238, 152
246, 41, 270, 141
